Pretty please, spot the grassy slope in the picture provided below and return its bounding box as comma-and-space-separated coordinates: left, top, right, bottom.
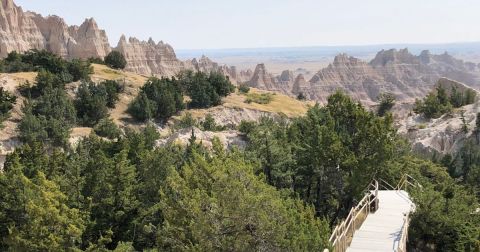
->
223, 88, 311, 117
91, 64, 311, 122
0, 64, 311, 141
91, 64, 149, 124
0, 72, 37, 141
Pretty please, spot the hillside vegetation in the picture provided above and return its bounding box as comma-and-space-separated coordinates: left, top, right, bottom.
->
0, 50, 478, 251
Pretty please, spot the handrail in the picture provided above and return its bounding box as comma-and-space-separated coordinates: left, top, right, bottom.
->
396, 212, 410, 252
328, 180, 378, 252
396, 174, 422, 191
328, 174, 420, 252
378, 178, 396, 190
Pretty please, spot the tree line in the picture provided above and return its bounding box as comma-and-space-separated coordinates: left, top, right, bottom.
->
128, 70, 234, 121
414, 85, 477, 119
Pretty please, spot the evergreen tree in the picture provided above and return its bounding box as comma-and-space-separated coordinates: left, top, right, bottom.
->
0, 87, 16, 123
0, 154, 85, 251
157, 151, 330, 251
75, 81, 109, 126
86, 150, 139, 248
105, 51, 127, 70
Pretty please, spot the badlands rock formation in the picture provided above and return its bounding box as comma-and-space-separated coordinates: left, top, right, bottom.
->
247, 49, 480, 105
188, 55, 241, 82
114, 36, 185, 77
0, 0, 241, 80
399, 78, 480, 156
247, 64, 278, 89
0, 0, 110, 59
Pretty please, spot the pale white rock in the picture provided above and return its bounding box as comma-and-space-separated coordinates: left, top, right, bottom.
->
247, 48, 480, 105
0, 0, 111, 59
156, 127, 246, 150
398, 79, 480, 156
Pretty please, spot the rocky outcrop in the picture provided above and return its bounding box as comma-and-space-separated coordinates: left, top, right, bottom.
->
0, 0, 111, 59
188, 55, 239, 82
0, 0, 242, 81
238, 69, 253, 83
292, 74, 309, 95
248, 48, 480, 105
247, 64, 308, 94
247, 64, 278, 89
398, 79, 480, 156
114, 36, 185, 76
156, 127, 246, 150
308, 54, 386, 104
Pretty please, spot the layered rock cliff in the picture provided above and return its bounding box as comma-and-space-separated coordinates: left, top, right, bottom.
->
114, 36, 185, 77
0, 0, 111, 59
188, 55, 240, 82
247, 49, 480, 105
399, 78, 480, 156
0, 0, 240, 80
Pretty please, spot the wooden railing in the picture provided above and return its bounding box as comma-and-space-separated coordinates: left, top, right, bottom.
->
396, 212, 411, 252
396, 174, 421, 191
328, 180, 379, 252
327, 175, 420, 252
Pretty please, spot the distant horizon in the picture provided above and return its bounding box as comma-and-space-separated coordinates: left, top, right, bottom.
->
14, 0, 480, 50
176, 41, 480, 52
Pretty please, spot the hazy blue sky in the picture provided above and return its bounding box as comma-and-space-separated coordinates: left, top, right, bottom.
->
15, 0, 480, 50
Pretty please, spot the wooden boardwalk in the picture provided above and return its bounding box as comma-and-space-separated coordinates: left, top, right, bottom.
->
346, 190, 414, 252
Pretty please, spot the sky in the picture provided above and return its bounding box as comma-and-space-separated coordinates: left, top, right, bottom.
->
15, 0, 480, 50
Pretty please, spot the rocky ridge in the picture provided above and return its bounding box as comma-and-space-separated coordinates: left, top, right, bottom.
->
0, 0, 241, 80
0, 0, 111, 59
399, 78, 480, 156
247, 49, 480, 105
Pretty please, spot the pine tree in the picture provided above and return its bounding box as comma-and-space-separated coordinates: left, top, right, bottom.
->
87, 150, 139, 248
157, 152, 330, 251
1, 154, 85, 251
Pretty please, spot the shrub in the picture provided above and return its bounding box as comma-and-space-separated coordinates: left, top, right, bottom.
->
102, 80, 123, 108
185, 72, 220, 108
238, 84, 250, 94
94, 118, 122, 139
18, 87, 76, 146
200, 114, 225, 131
414, 87, 452, 119
0, 87, 17, 123
87, 57, 105, 65
105, 51, 127, 70
238, 120, 256, 135
0, 50, 92, 82
67, 59, 93, 81
175, 112, 197, 129
297, 92, 306, 101
208, 71, 235, 97
244, 93, 274, 104
127, 92, 156, 121
377, 92, 395, 116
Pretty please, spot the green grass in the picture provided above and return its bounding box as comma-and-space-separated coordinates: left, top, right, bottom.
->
245, 92, 275, 104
